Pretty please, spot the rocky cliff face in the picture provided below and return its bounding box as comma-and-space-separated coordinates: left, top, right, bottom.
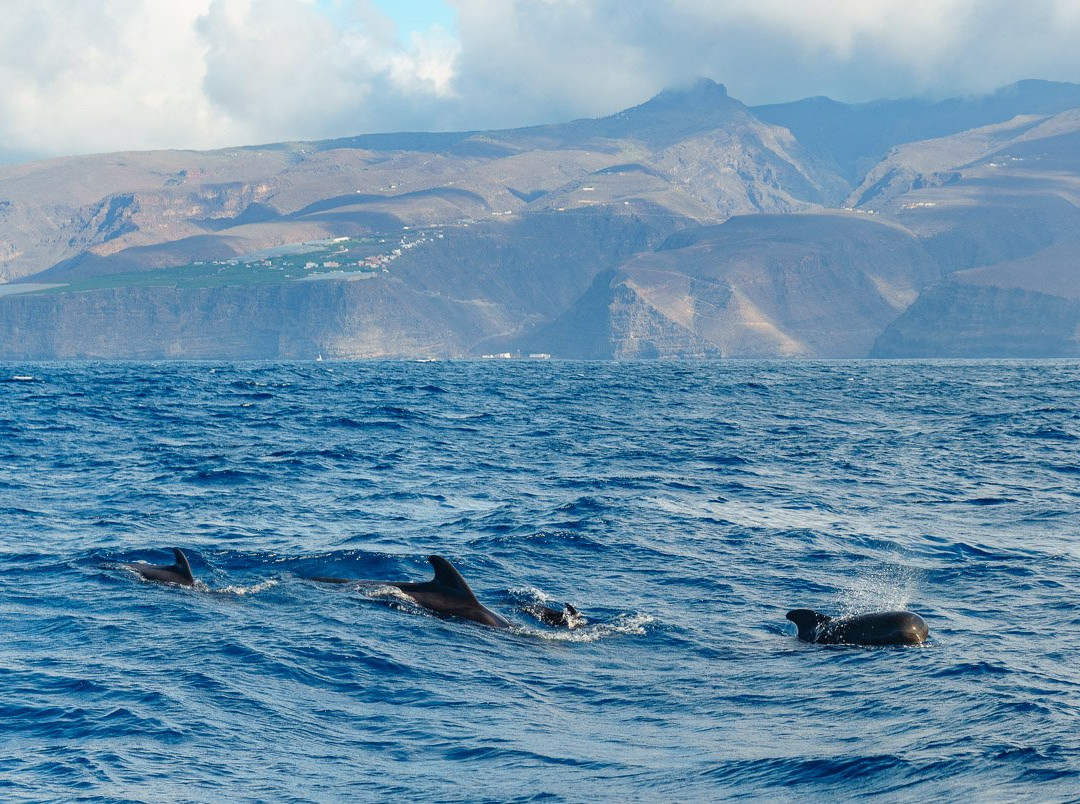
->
517, 213, 939, 358
872, 283, 1080, 357
853, 105, 1080, 357
0, 278, 514, 360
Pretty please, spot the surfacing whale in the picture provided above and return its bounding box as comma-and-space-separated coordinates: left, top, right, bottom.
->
786, 609, 928, 646
121, 547, 195, 586
313, 555, 511, 629
528, 602, 584, 629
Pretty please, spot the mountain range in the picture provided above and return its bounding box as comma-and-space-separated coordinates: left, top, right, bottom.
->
1, 77, 1079, 359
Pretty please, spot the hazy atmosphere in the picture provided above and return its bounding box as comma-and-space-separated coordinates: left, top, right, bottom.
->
3, 0, 1080, 162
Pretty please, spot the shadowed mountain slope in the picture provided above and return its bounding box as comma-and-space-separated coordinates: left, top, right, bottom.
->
862, 108, 1080, 356
515, 214, 939, 359
754, 79, 1080, 184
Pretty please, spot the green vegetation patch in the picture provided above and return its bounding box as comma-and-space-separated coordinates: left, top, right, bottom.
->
32, 232, 442, 295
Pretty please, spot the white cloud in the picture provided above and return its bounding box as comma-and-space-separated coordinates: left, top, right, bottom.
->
448, 0, 1080, 120
1, 0, 1080, 163
0, 1, 226, 158
196, 0, 459, 141
0, 0, 459, 161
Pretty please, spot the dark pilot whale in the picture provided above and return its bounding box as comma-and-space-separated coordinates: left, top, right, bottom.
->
529, 602, 584, 629
314, 555, 511, 629
786, 608, 928, 646
121, 547, 195, 586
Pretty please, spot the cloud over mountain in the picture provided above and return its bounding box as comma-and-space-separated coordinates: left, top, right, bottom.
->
2, 0, 1080, 163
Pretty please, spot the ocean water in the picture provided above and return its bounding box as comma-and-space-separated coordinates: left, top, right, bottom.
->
1, 359, 1079, 801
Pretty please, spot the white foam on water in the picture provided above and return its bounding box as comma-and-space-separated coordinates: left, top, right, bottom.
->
214, 578, 280, 597
366, 584, 413, 602
509, 585, 554, 605
515, 612, 657, 643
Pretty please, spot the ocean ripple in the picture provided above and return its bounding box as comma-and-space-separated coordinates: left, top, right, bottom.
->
2, 360, 1080, 799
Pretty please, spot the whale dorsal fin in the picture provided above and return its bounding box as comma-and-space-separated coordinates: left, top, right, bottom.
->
172, 548, 195, 584
428, 555, 480, 604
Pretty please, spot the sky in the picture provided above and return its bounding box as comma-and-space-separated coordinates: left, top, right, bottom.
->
2, 0, 1080, 163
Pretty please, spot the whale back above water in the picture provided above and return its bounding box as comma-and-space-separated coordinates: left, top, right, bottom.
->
313, 555, 512, 629
388, 555, 511, 629
532, 602, 584, 628
122, 547, 195, 586
787, 608, 928, 646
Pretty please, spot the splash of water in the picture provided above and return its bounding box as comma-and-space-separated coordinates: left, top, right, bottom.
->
835, 562, 919, 615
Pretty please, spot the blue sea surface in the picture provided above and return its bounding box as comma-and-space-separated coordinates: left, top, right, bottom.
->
1, 360, 1079, 801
